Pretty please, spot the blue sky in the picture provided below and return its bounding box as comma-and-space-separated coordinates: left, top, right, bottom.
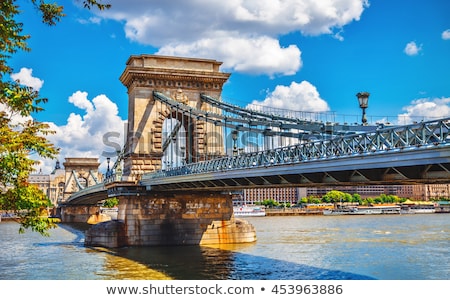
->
7, 0, 450, 172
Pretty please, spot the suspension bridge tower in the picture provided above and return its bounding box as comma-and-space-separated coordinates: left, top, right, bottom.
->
119, 54, 231, 179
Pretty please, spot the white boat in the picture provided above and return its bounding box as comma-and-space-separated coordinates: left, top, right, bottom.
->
400, 201, 436, 214
401, 206, 436, 214
323, 207, 357, 215
323, 205, 401, 216
233, 205, 266, 217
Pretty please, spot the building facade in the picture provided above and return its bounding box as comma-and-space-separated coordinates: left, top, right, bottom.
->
237, 184, 450, 206
237, 187, 306, 206
28, 161, 65, 207
28, 159, 103, 207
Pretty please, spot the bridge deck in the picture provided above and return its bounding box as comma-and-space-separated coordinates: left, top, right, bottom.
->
66, 117, 450, 204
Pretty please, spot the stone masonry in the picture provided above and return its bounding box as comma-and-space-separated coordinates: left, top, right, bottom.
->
119, 54, 231, 179
84, 190, 257, 247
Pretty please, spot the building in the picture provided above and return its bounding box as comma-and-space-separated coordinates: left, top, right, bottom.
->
28, 158, 103, 207
236, 183, 450, 206
28, 161, 65, 207
238, 187, 306, 206
306, 184, 450, 201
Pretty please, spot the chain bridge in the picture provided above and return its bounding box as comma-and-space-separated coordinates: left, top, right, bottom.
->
59, 54, 450, 247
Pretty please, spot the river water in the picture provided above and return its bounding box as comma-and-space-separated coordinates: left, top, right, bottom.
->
0, 214, 449, 280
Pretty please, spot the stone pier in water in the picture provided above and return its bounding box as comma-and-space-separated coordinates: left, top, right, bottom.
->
78, 190, 256, 248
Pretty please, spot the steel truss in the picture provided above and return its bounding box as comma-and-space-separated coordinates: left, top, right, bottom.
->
143, 117, 450, 180
153, 91, 378, 139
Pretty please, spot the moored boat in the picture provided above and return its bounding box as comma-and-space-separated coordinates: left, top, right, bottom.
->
400, 200, 437, 214
233, 205, 266, 217
401, 200, 439, 214
323, 205, 401, 216
323, 207, 358, 215
400, 206, 436, 214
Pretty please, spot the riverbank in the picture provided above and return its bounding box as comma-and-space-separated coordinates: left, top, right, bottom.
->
264, 205, 450, 216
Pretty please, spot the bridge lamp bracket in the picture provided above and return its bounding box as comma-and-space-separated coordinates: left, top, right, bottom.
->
356, 92, 370, 125
232, 130, 238, 156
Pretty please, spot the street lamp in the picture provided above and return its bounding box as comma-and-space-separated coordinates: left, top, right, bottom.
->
231, 130, 238, 156
356, 92, 370, 125
106, 157, 111, 178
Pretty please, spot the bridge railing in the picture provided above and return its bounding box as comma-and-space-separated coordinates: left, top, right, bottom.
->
64, 182, 105, 203
142, 118, 450, 180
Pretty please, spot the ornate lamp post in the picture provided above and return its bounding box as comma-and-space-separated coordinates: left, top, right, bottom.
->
106, 157, 111, 178
231, 130, 238, 156
356, 92, 370, 125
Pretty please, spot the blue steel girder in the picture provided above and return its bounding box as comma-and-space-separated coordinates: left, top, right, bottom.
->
201, 94, 326, 125
200, 94, 382, 135
141, 147, 450, 190
153, 91, 378, 139
140, 117, 450, 190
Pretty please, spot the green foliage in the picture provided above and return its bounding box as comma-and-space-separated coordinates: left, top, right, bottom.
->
0, 0, 110, 236
322, 190, 352, 203
300, 191, 420, 206
0, 184, 57, 235
103, 197, 119, 208
261, 198, 279, 207
81, 0, 111, 10
31, 0, 65, 26
352, 193, 362, 204
300, 195, 321, 204
373, 194, 400, 204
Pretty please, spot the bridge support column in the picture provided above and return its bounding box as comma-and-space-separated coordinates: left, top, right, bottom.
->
84, 191, 256, 247
59, 205, 99, 223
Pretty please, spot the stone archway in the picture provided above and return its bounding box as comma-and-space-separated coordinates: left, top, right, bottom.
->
119, 55, 230, 179
62, 158, 101, 201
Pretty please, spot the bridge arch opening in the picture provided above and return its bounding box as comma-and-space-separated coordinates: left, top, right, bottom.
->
161, 117, 187, 169
78, 176, 87, 188
119, 55, 230, 177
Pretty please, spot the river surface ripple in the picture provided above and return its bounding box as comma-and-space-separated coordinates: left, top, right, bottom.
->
0, 214, 449, 280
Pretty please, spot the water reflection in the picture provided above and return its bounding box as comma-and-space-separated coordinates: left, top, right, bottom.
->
104, 244, 374, 280
0, 221, 375, 280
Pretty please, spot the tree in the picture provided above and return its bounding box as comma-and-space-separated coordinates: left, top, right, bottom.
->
352, 193, 362, 205
0, 0, 110, 235
261, 198, 279, 208
322, 190, 352, 203
103, 197, 119, 208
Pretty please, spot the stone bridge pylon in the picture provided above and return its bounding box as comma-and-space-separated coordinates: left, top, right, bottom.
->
63, 158, 101, 200
119, 55, 231, 179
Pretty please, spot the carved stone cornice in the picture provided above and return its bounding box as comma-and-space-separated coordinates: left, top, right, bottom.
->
119, 55, 231, 89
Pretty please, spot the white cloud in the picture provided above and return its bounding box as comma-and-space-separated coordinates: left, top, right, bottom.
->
157, 35, 302, 77
249, 81, 330, 112
6, 69, 124, 175
77, 16, 102, 25
442, 29, 450, 40
2, 68, 44, 125
10, 67, 44, 91
397, 97, 450, 124
34, 91, 126, 174
404, 41, 422, 56
69, 91, 94, 112
97, 0, 369, 75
